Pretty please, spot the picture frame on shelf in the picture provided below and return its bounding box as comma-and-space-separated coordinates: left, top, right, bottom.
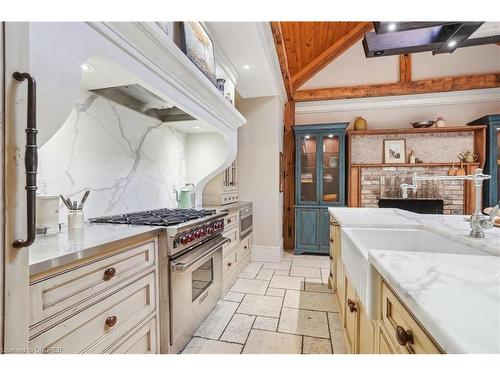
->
383, 139, 406, 164
179, 22, 216, 84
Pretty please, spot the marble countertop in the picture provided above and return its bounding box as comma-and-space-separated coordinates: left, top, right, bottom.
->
29, 224, 164, 276
329, 207, 500, 353
329, 207, 499, 256
369, 250, 500, 353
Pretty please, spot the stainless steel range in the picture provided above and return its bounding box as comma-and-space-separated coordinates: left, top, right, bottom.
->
90, 208, 229, 353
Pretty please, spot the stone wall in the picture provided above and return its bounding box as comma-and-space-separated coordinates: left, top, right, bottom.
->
360, 166, 464, 214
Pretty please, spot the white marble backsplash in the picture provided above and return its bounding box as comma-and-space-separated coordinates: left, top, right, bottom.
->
39, 91, 188, 222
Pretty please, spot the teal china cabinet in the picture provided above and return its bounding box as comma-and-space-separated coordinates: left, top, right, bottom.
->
468, 115, 500, 207
294, 123, 348, 254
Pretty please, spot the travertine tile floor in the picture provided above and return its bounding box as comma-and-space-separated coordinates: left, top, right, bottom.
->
181, 253, 348, 354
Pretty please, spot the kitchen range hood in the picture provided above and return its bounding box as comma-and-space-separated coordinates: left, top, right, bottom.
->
90, 84, 195, 122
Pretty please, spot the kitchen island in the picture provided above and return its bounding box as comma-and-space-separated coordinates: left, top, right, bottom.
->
328, 207, 500, 354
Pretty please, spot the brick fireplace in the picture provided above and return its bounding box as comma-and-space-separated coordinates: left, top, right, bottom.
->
360, 166, 464, 214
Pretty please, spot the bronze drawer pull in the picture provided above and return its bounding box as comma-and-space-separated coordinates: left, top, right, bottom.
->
396, 326, 414, 346
105, 316, 117, 328
103, 267, 116, 281
347, 298, 357, 313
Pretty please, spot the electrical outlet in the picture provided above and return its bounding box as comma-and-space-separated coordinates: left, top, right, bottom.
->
38, 178, 49, 195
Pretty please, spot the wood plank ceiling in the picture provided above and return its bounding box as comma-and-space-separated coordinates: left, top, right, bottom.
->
271, 21, 373, 98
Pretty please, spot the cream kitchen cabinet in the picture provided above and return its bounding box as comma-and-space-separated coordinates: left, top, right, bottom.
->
221, 207, 251, 293
28, 235, 161, 354
330, 215, 443, 355
203, 160, 239, 206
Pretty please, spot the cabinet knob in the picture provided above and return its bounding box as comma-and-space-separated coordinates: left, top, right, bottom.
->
228, 218, 231, 223
395, 326, 414, 346
103, 267, 116, 281
244, 245, 248, 249
330, 238, 334, 243
227, 262, 232, 267
329, 255, 333, 260
347, 298, 357, 313
105, 315, 117, 328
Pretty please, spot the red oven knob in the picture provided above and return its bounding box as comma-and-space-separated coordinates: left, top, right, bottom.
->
207, 227, 214, 235
200, 229, 206, 236
187, 233, 195, 242
194, 230, 201, 238
180, 236, 189, 245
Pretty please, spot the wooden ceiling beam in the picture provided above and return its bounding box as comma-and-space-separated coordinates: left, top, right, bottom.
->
270, 21, 293, 100
290, 22, 374, 91
399, 53, 412, 82
294, 73, 500, 102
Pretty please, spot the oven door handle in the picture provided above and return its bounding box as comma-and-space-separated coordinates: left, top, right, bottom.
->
171, 237, 230, 273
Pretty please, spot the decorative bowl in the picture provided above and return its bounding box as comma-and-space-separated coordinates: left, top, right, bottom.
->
411, 120, 435, 128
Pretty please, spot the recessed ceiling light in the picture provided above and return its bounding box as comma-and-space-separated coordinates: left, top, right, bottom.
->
328, 134, 334, 138
193, 126, 201, 129
81, 63, 94, 72
374, 50, 384, 56
242, 64, 250, 70
448, 40, 457, 48
388, 23, 397, 32
304, 135, 310, 139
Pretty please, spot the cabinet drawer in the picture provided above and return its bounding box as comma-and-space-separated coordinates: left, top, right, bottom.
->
222, 226, 238, 256
29, 240, 156, 327
381, 282, 442, 354
106, 315, 159, 354
239, 235, 250, 257
29, 272, 157, 354
224, 212, 238, 229
222, 250, 237, 280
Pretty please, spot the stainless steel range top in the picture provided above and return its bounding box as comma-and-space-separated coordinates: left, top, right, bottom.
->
90, 208, 227, 257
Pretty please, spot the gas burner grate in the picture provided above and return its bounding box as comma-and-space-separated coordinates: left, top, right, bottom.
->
89, 208, 217, 226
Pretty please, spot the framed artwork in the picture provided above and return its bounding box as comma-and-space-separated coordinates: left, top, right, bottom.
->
179, 22, 216, 83
383, 139, 406, 164
280, 152, 284, 192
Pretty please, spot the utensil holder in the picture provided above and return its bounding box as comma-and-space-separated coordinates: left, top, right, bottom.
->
68, 209, 84, 230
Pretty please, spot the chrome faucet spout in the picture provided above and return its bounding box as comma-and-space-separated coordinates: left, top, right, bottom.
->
399, 168, 494, 238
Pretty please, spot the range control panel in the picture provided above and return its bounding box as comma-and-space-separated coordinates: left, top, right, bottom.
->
173, 218, 225, 249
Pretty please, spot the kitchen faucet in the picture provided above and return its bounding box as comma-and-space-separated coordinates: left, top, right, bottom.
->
400, 168, 499, 238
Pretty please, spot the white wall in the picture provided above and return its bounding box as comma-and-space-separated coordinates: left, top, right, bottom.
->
300, 41, 398, 90
237, 96, 284, 261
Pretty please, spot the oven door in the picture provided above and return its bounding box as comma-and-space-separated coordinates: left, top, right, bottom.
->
239, 206, 253, 240
169, 236, 229, 353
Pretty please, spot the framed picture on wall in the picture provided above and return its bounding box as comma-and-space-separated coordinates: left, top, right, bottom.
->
280, 152, 284, 192
383, 139, 406, 164
179, 22, 216, 84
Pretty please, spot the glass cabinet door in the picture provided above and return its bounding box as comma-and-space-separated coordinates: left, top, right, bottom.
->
299, 134, 318, 203
320, 133, 340, 203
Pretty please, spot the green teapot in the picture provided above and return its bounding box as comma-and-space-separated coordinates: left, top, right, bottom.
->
174, 183, 195, 209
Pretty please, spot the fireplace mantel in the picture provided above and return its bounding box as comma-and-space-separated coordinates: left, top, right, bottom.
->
347, 125, 487, 215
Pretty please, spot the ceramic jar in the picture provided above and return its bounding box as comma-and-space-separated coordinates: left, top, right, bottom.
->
435, 117, 445, 127
354, 116, 367, 131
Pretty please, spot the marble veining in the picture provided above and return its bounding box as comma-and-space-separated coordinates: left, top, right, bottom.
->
38, 92, 188, 221
369, 250, 500, 353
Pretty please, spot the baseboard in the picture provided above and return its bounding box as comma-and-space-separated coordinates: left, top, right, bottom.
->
251, 240, 284, 262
